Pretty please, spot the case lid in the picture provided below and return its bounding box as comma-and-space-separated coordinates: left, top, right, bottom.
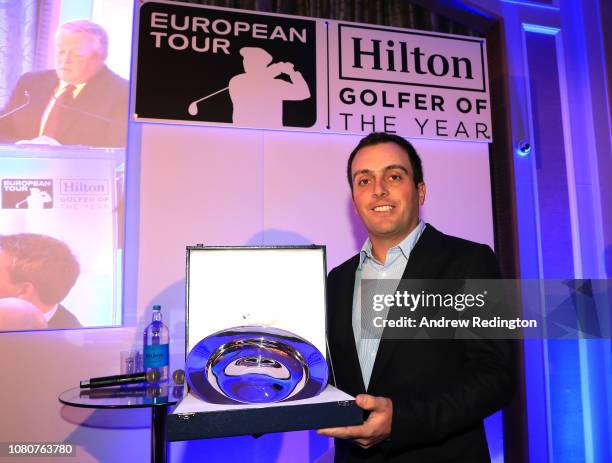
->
185, 246, 327, 357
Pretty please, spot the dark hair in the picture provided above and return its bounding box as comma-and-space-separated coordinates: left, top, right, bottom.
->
346, 132, 424, 191
0, 233, 79, 305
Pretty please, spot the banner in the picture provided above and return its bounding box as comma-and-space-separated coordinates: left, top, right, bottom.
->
133, 1, 492, 142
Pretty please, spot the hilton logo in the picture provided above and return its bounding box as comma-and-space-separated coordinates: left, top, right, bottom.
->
351, 38, 474, 79
1, 179, 53, 209
60, 180, 108, 194
338, 24, 486, 92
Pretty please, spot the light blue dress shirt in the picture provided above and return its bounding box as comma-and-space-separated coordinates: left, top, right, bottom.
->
352, 220, 426, 388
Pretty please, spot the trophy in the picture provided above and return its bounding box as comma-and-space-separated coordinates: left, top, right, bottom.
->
185, 326, 328, 404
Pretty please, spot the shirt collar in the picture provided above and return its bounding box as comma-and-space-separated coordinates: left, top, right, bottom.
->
56, 81, 86, 97
358, 220, 426, 269
43, 304, 59, 323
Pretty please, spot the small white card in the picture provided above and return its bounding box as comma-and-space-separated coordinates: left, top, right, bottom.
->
187, 247, 327, 355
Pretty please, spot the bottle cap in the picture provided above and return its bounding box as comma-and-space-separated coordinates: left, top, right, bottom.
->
153, 305, 161, 311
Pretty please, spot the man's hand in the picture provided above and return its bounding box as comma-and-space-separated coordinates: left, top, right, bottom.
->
269, 61, 295, 75
317, 394, 393, 449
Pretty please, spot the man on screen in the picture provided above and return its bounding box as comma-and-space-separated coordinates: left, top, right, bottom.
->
0, 233, 81, 329
318, 132, 514, 462
0, 19, 128, 147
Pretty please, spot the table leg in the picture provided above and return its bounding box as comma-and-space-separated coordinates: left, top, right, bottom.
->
151, 405, 168, 463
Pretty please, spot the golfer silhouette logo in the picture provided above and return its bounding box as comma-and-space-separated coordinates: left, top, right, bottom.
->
15, 187, 52, 209
187, 47, 311, 127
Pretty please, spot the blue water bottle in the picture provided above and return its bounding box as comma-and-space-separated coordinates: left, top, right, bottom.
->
143, 305, 169, 382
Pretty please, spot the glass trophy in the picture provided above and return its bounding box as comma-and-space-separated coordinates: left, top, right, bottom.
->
186, 326, 328, 404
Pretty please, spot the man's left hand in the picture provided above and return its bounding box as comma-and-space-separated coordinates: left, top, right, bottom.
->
317, 394, 393, 449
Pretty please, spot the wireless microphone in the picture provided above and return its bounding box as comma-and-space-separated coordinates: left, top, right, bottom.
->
80, 385, 148, 399
80, 369, 160, 389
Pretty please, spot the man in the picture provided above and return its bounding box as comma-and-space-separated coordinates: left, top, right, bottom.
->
229, 47, 310, 127
318, 132, 514, 462
0, 19, 128, 147
16, 187, 52, 209
0, 233, 81, 329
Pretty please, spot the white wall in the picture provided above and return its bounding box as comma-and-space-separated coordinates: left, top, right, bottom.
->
133, 125, 495, 462
0, 124, 494, 462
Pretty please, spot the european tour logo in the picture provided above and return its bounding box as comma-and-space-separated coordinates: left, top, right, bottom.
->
135, 2, 317, 129
1, 179, 53, 209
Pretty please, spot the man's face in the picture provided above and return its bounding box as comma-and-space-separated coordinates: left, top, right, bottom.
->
55, 32, 105, 84
0, 251, 23, 299
351, 142, 425, 244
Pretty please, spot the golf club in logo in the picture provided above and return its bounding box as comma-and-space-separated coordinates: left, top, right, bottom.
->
186, 326, 328, 404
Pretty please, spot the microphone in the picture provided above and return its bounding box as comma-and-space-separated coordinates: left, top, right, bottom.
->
0, 91, 31, 120
58, 101, 121, 126
80, 369, 160, 389
80, 383, 184, 400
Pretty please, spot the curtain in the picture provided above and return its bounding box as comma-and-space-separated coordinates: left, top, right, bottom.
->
0, 0, 52, 107
179, 0, 479, 36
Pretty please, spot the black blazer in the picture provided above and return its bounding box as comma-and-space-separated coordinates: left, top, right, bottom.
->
0, 66, 128, 147
47, 304, 82, 330
327, 224, 515, 462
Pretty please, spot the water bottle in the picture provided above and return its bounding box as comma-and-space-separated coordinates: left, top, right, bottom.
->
143, 305, 169, 382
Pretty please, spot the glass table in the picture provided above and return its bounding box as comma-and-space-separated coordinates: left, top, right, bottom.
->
59, 383, 184, 463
